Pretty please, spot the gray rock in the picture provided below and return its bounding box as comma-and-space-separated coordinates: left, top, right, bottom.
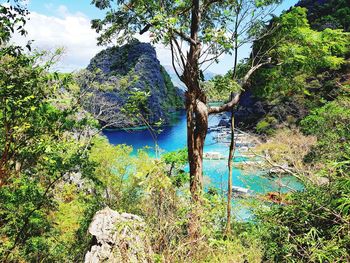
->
85, 207, 153, 263
85, 39, 183, 128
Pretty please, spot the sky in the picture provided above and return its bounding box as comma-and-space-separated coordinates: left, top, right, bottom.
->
8, 0, 298, 75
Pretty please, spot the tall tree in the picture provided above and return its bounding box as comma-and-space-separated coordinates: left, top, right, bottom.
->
91, 0, 279, 238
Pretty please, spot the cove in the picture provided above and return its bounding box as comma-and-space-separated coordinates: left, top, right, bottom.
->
103, 111, 303, 220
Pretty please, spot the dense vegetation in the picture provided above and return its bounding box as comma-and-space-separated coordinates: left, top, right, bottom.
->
240, 2, 350, 262
250, 6, 349, 132
0, 0, 349, 262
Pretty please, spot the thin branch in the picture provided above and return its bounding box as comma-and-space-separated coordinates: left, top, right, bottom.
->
170, 39, 183, 81
172, 36, 187, 70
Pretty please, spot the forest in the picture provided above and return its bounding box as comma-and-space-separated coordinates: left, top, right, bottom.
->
0, 0, 349, 262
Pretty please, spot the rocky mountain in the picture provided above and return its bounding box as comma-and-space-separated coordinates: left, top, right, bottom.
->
84, 40, 183, 128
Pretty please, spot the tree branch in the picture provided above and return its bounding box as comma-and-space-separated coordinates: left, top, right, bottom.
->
174, 29, 197, 45
172, 36, 186, 70
170, 39, 183, 81
139, 23, 152, 34
208, 58, 271, 115
241, 58, 270, 86
208, 93, 240, 114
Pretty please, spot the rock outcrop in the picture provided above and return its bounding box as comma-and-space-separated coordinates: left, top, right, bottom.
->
234, 90, 267, 129
85, 39, 183, 128
85, 207, 153, 263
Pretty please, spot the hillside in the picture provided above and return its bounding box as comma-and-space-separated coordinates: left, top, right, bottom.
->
82, 40, 183, 127
236, 0, 350, 132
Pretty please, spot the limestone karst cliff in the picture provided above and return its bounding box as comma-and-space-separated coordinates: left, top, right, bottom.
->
82, 39, 183, 128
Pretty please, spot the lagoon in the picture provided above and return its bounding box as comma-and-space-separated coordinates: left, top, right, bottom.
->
103, 111, 302, 219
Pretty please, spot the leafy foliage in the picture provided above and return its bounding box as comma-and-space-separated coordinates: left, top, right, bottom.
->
0, 49, 99, 261
252, 7, 349, 100
161, 148, 189, 187
256, 178, 350, 262
0, 1, 28, 45
202, 72, 241, 102
301, 97, 350, 175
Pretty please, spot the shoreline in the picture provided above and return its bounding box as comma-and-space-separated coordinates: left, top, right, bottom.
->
103, 103, 226, 132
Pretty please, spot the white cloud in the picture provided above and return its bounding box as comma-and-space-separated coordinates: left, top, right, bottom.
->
9, 5, 230, 74
10, 5, 174, 72
10, 6, 101, 72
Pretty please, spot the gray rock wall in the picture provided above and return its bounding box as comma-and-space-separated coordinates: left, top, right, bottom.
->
84, 207, 153, 263
86, 40, 183, 127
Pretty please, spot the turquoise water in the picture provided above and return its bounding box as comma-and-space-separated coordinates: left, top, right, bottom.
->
103, 111, 303, 220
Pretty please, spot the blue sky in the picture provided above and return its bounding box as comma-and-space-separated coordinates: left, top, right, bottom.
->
27, 0, 106, 19
9, 0, 298, 74
27, 0, 298, 23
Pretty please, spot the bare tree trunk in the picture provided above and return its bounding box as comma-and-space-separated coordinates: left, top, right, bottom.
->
184, 83, 208, 240
225, 8, 240, 235
225, 93, 236, 236
182, 0, 209, 241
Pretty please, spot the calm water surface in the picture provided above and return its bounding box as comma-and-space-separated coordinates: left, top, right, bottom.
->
103, 111, 302, 220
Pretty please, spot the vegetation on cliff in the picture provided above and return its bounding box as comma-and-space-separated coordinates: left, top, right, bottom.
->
248, 6, 349, 135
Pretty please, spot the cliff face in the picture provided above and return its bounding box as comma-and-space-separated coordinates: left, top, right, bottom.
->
86, 40, 183, 127
296, 0, 350, 31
